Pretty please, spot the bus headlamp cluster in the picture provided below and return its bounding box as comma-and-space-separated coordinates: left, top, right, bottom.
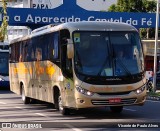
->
134, 85, 146, 94
0, 77, 4, 81
76, 86, 94, 96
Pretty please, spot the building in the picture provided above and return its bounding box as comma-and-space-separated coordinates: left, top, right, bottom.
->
25, 0, 117, 10
142, 40, 160, 71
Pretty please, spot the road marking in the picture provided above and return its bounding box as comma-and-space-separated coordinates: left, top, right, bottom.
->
15, 106, 27, 111
35, 113, 48, 117
15, 106, 23, 109
146, 100, 160, 103
123, 108, 136, 112
0, 102, 7, 104
64, 124, 82, 131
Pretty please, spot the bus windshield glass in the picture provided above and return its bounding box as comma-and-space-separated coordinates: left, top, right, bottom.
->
0, 52, 9, 76
73, 31, 144, 77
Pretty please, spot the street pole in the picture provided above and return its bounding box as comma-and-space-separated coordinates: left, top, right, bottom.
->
153, 0, 160, 93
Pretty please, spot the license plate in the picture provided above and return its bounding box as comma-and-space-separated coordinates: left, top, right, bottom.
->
109, 98, 121, 103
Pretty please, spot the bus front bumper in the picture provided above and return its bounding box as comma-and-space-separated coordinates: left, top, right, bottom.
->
75, 90, 146, 109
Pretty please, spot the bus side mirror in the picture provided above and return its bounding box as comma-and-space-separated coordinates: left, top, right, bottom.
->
67, 39, 74, 59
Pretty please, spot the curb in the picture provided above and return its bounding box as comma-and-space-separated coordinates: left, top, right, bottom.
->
147, 96, 160, 101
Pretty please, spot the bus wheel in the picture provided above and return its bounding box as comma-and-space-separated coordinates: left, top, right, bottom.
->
21, 85, 30, 104
110, 106, 123, 113
58, 95, 70, 115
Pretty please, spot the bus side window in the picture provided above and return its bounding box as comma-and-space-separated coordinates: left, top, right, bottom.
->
36, 48, 42, 61
53, 33, 59, 59
19, 54, 23, 62
48, 32, 59, 61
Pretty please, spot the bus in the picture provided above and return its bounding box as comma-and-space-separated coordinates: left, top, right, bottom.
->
9, 21, 146, 115
0, 42, 9, 89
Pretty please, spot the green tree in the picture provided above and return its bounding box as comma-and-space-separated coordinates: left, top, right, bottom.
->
108, 0, 156, 12
108, 0, 156, 39
0, 0, 8, 42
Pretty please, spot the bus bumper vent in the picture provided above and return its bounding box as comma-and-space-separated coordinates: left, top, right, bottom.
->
91, 98, 136, 106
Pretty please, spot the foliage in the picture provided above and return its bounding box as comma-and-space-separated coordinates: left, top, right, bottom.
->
140, 28, 155, 39
0, 0, 8, 42
108, 0, 156, 39
148, 91, 160, 97
108, 0, 156, 12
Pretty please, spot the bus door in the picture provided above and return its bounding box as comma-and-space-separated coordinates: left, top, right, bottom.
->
61, 37, 74, 107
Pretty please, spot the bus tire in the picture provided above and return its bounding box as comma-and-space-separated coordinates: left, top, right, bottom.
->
21, 84, 30, 104
58, 95, 70, 115
54, 88, 59, 109
110, 106, 123, 113
54, 87, 70, 115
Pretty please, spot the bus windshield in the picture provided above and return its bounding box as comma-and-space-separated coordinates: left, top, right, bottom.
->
0, 52, 9, 76
73, 31, 144, 77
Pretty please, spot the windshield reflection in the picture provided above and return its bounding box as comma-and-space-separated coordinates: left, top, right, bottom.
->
0, 52, 9, 75
73, 31, 144, 77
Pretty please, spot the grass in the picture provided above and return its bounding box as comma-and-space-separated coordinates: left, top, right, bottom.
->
147, 91, 160, 97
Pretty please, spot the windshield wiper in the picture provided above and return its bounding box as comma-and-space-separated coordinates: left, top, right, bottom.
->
97, 55, 109, 76
115, 58, 132, 77
97, 41, 110, 77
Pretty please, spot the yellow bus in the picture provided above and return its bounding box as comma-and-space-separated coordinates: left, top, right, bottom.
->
9, 21, 146, 115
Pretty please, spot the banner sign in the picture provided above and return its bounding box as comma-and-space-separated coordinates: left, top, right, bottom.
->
31, 0, 60, 9
0, 1, 158, 29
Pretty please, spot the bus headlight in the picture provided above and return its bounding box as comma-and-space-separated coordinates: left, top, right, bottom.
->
134, 85, 146, 94
76, 86, 94, 96
0, 78, 4, 81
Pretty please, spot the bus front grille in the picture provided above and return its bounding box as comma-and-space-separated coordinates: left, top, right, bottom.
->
97, 91, 131, 95
91, 98, 136, 105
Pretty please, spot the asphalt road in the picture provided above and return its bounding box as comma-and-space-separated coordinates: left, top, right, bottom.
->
0, 90, 160, 131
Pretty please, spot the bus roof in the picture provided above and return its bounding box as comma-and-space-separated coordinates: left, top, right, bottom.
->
58, 21, 137, 32
10, 21, 137, 44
